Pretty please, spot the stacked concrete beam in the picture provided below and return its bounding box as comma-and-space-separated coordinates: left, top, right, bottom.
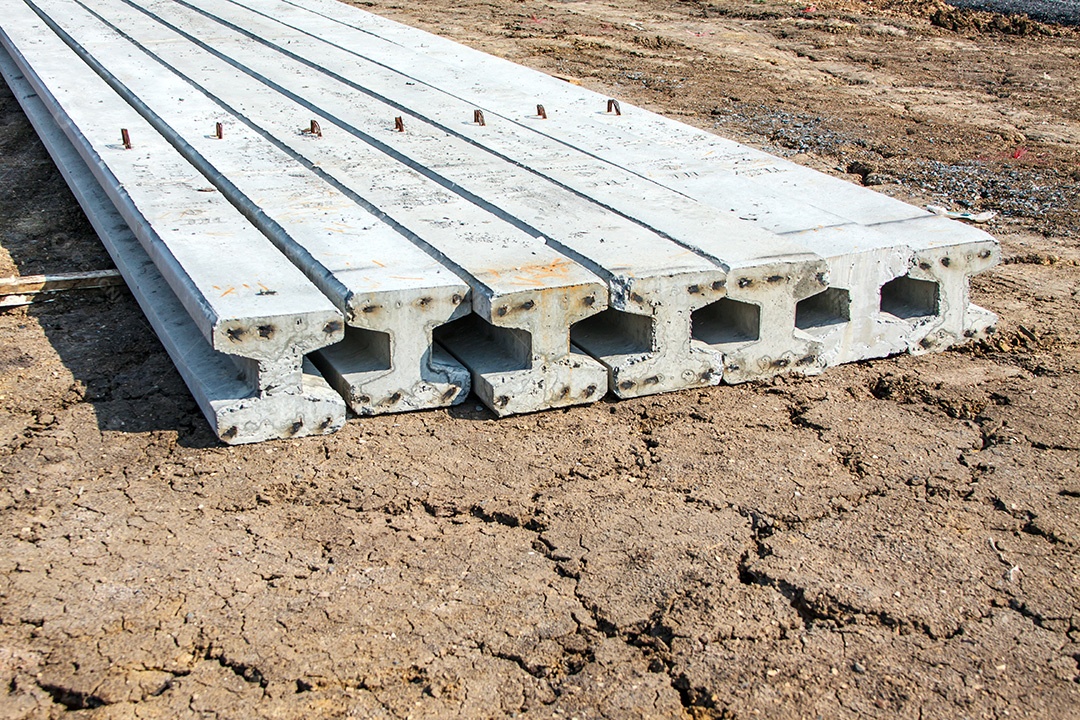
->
22, 0, 479, 419
6, 0, 612, 422
216, 0, 999, 365
0, 9, 347, 444
78, 0, 837, 398
40, 0, 622, 418
1, 0, 1000, 443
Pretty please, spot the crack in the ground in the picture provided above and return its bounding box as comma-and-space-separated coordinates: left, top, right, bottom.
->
1007, 598, 1071, 631
738, 560, 966, 641
37, 682, 109, 711
199, 643, 268, 689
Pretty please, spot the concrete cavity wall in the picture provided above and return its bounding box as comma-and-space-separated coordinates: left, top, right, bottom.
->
0, 0, 999, 442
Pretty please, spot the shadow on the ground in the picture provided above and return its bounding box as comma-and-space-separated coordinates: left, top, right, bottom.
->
1, 76, 219, 448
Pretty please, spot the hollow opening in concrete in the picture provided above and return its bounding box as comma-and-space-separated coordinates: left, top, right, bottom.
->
333, 326, 393, 373
434, 313, 532, 373
691, 298, 760, 348
880, 275, 940, 320
570, 308, 653, 359
796, 288, 850, 332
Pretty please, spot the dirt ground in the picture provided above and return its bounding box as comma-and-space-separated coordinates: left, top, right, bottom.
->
1, 0, 1078, 717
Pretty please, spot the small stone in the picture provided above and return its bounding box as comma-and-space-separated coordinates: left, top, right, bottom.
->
852, 661, 867, 674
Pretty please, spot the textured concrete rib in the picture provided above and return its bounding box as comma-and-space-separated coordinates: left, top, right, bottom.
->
866, 216, 999, 355
0, 40, 344, 445
118, 0, 833, 386
235, 0, 999, 361
28, 0, 472, 418
88, 0, 728, 397
28, 0, 611, 416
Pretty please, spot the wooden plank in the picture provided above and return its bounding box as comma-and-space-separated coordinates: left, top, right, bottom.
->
0, 268, 123, 297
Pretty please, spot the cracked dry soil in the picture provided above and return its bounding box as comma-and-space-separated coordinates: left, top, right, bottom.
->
2, 0, 1079, 717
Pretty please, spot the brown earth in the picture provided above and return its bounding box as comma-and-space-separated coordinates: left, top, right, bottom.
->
1, 0, 1079, 718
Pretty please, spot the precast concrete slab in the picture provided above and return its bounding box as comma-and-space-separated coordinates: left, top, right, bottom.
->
27, 0, 473, 418
0, 41, 345, 444
781, 225, 918, 365
226, 0, 998, 362
112, 0, 834, 386
251, 0, 926, 227
22, 0, 612, 416
866, 215, 999, 354
87, 0, 732, 398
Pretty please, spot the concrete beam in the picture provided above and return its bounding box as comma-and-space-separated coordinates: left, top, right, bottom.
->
86, 0, 727, 398
866, 215, 1000, 355
241, 0, 998, 362
119, 0, 834, 386
0, 38, 345, 444
28, 0, 474, 418
28, 0, 612, 416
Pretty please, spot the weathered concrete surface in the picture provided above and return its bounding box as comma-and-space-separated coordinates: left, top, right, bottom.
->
28, 0, 474, 418
148, 0, 833, 385
868, 215, 1001, 355
0, 43, 344, 445
64, 0, 728, 400
124, 0, 609, 416
1, 0, 1078, 716
19, 0, 611, 418
0, 4, 348, 443
239, 0, 1000, 365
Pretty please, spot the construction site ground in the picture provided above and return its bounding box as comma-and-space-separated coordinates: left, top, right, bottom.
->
1, 0, 1078, 717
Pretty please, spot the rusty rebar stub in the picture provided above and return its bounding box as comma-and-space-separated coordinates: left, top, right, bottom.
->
537, 104, 547, 119
309, 119, 322, 137
473, 109, 485, 126
394, 116, 405, 132
606, 99, 621, 116
120, 128, 131, 149
215, 121, 224, 140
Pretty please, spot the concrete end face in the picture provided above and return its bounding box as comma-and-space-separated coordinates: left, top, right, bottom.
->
809, 244, 916, 366
211, 307, 344, 362
868, 216, 1001, 356
439, 280, 610, 415
906, 240, 1000, 355
313, 284, 473, 415
473, 350, 609, 416
574, 271, 727, 398
211, 360, 347, 444
701, 256, 830, 384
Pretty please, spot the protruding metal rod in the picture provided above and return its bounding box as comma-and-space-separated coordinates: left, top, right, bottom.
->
215, 121, 223, 139
606, 99, 621, 116
473, 109, 485, 126
536, 104, 547, 119
120, 127, 131, 148
394, 115, 404, 132
308, 119, 322, 137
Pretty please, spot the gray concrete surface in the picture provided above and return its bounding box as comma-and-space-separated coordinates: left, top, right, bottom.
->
23, 0, 615, 419
116, 0, 837, 395
31, 0, 475, 419
132, 0, 842, 385
0, 39, 346, 445
258, 0, 1000, 364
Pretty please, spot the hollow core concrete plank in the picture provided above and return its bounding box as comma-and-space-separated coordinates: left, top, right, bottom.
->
0, 36, 345, 444
29, 0, 475, 418
122, 0, 836, 385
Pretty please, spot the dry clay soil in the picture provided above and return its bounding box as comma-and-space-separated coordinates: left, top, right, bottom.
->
1, 0, 1079, 718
